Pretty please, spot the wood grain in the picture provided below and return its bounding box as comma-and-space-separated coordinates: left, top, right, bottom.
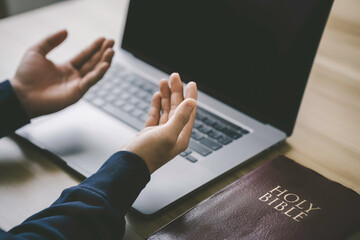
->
0, 0, 359, 239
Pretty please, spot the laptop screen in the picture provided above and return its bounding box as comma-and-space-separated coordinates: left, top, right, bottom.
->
122, 0, 333, 136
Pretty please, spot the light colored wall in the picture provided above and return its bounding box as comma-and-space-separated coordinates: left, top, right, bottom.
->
4, 0, 65, 16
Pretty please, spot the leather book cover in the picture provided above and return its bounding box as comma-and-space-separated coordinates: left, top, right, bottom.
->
148, 155, 360, 240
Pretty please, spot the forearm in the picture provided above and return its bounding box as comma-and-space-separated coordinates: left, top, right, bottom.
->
0, 151, 150, 240
0, 80, 30, 138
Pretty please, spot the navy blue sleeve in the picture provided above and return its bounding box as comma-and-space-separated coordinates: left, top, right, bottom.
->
0, 80, 30, 138
0, 151, 151, 240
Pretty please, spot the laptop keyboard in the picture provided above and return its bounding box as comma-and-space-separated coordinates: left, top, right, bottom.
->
85, 64, 156, 130
84, 64, 250, 163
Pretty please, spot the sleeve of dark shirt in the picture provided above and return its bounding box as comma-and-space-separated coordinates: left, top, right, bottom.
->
0, 80, 151, 239
0, 80, 30, 138
0, 151, 150, 240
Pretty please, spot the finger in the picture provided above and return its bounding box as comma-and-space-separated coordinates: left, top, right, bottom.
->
78, 62, 110, 96
70, 37, 105, 69
30, 29, 68, 56
92, 48, 114, 70
185, 81, 198, 100
145, 92, 162, 127
168, 73, 184, 119
175, 82, 198, 150
159, 79, 171, 125
101, 48, 115, 64
166, 98, 196, 138
79, 39, 115, 75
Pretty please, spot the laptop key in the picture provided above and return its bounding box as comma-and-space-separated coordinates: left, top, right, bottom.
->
221, 128, 242, 139
126, 74, 138, 83
186, 155, 198, 163
119, 82, 130, 89
131, 109, 143, 118
110, 77, 121, 84
92, 97, 105, 106
113, 99, 125, 107
196, 113, 207, 121
208, 129, 222, 139
142, 83, 157, 93
141, 92, 152, 101
145, 94, 152, 102
112, 88, 122, 94
189, 139, 212, 156
180, 152, 187, 157
122, 104, 135, 113
198, 125, 212, 134
129, 97, 140, 105
136, 101, 149, 111
197, 107, 250, 134
191, 130, 205, 141
119, 93, 131, 100
203, 117, 216, 126
217, 135, 232, 145
97, 90, 107, 97
132, 79, 142, 87
180, 149, 192, 157
193, 120, 203, 129
128, 86, 138, 94
136, 91, 148, 99
212, 122, 226, 131
105, 94, 116, 102
84, 92, 95, 100
120, 72, 132, 81
102, 82, 113, 90
112, 64, 126, 73
200, 138, 222, 150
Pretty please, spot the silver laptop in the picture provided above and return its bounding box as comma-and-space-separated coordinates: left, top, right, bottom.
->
17, 0, 333, 215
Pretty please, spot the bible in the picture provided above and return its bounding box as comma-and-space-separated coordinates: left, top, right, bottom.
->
148, 155, 360, 240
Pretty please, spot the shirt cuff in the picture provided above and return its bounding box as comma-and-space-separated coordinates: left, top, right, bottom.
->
79, 151, 151, 215
0, 80, 30, 137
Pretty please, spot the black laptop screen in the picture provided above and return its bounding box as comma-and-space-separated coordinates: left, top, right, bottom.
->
122, 0, 333, 136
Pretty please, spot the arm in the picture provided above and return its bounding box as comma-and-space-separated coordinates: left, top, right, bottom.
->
1, 54, 197, 239
0, 151, 150, 240
0, 30, 114, 139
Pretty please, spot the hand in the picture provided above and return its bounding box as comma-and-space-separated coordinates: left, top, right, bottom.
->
10, 30, 115, 118
122, 73, 197, 174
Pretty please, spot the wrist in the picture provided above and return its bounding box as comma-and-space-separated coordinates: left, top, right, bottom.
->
120, 147, 157, 174
141, 159, 157, 174
119, 150, 154, 174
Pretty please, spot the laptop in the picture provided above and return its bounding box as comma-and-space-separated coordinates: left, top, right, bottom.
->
17, 0, 334, 215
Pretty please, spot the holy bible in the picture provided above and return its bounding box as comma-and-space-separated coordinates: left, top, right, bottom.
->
148, 155, 360, 240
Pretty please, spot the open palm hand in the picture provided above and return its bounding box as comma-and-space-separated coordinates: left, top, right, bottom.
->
11, 30, 114, 118
122, 73, 197, 173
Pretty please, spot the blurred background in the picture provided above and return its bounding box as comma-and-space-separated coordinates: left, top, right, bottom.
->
0, 0, 66, 18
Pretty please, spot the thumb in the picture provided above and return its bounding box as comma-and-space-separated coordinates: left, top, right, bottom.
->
166, 98, 196, 136
30, 29, 68, 56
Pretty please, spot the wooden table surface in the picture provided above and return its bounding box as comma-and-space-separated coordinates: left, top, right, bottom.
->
0, 0, 359, 239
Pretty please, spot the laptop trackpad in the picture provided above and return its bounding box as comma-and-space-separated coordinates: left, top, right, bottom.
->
17, 101, 137, 176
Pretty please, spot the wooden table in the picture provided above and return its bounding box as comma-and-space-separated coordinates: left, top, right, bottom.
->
0, 0, 359, 239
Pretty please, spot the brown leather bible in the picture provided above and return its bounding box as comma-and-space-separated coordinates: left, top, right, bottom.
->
148, 155, 360, 240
